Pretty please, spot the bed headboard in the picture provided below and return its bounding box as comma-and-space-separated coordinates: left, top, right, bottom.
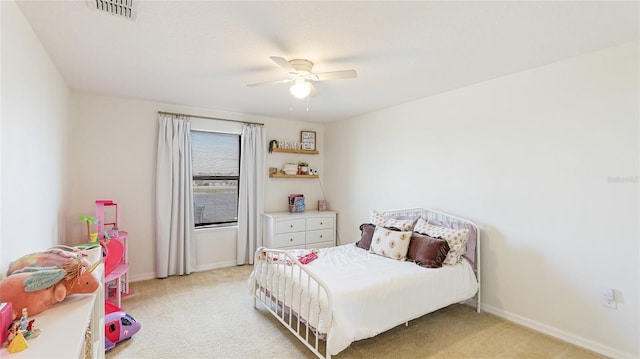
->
383, 207, 481, 311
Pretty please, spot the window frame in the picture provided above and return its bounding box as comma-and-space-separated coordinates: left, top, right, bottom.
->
191, 130, 241, 228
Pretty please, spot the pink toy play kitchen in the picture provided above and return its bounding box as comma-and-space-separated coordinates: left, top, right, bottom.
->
96, 200, 132, 309
96, 200, 141, 351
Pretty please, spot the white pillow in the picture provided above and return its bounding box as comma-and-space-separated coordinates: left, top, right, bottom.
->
369, 226, 412, 261
369, 210, 389, 227
369, 210, 415, 231
414, 218, 469, 265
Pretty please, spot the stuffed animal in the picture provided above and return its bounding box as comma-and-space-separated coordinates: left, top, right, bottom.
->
0, 248, 100, 319
5, 246, 91, 276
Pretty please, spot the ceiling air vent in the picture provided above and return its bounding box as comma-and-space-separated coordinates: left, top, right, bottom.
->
90, 0, 137, 20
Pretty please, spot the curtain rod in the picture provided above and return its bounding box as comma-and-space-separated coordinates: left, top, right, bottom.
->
157, 111, 264, 126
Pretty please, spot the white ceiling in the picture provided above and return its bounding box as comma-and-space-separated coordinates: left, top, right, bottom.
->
16, 1, 639, 123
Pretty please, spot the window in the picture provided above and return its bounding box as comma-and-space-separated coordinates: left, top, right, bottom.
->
191, 131, 240, 227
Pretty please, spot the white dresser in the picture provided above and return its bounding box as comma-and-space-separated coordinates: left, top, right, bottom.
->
263, 211, 338, 250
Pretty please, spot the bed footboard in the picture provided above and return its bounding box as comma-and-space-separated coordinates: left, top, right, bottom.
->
252, 247, 333, 359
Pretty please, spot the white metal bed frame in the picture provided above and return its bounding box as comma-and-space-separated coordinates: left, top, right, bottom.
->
251, 208, 481, 359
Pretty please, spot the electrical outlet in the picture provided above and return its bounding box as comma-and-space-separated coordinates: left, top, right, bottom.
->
602, 288, 617, 309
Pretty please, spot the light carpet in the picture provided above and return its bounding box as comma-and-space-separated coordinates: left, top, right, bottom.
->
106, 265, 605, 359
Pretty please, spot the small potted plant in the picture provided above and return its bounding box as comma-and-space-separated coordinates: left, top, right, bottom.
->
298, 161, 309, 175
268, 140, 279, 153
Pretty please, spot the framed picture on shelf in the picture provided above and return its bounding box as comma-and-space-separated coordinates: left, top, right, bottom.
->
300, 130, 316, 151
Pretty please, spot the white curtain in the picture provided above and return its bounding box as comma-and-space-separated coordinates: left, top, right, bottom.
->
155, 114, 195, 277
237, 124, 266, 264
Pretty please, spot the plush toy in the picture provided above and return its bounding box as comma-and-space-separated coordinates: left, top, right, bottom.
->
0, 248, 100, 319
5, 246, 91, 276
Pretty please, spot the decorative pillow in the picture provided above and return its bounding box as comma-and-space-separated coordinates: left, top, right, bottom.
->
414, 218, 469, 265
355, 223, 376, 250
428, 220, 477, 268
368, 210, 416, 231
369, 210, 389, 227
369, 226, 412, 261
384, 218, 416, 231
407, 233, 450, 268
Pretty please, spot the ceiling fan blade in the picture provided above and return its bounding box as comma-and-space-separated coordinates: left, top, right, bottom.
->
270, 56, 295, 72
308, 82, 319, 97
247, 78, 294, 87
313, 70, 357, 81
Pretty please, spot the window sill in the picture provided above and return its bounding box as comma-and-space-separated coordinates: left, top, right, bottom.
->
195, 223, 238, 231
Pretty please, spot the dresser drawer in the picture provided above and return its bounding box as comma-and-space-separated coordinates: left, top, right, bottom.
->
273, 231, 305, 248
306, 217, 334, 231
306, 229, 334, 245
275, 219, 306, 234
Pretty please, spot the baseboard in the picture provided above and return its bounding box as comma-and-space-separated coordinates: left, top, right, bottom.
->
129, 272, 156, 282
481, 304, 636, 359
195, 260, 237, 272
128, 261, 239, 282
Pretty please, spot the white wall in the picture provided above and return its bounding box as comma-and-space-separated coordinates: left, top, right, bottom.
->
0, 0, 70, 274
68, 93, 325, 280
324, 41, 639, 358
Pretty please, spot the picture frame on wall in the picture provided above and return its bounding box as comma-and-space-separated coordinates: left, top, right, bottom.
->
300, 130, 316, 151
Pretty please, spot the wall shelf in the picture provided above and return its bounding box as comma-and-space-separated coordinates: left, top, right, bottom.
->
270, 173, 319, 179
271, 148, 319, 155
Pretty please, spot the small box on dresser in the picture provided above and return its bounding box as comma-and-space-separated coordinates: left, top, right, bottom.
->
263, 211, 338, 250
0, 302, 13, 344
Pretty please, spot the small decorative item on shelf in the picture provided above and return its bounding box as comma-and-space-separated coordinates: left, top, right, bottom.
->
300, 130, 316, 151
0, 301, 13, 345
268, 140, 279, 153
283, 163, 298, 175
6, 320, 28, 353
318, 200, 328, 211
289, 194, 305, 213
298, 161, 309, 175
281, 141, 299, 149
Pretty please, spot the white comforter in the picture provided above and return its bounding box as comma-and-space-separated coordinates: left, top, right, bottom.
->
252, 244, 478, 355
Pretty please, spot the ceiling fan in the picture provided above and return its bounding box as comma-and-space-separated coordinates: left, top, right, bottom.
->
248, 56, 357, 99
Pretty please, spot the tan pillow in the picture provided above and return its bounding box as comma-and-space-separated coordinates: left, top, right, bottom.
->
384, 218, 416, 231
369, 226, 412, 261
368, 210, 416, 231
369, 210, 389, 227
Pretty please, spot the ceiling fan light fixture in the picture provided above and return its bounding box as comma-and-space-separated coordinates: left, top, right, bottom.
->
290, 80, 311, 99
248, 56, 357, 100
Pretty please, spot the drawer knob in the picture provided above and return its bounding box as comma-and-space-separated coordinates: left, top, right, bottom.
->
290, 225, 293, 228
290, 238, 293, 242
320, 222, 323, 225
320, 235, 323, 238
